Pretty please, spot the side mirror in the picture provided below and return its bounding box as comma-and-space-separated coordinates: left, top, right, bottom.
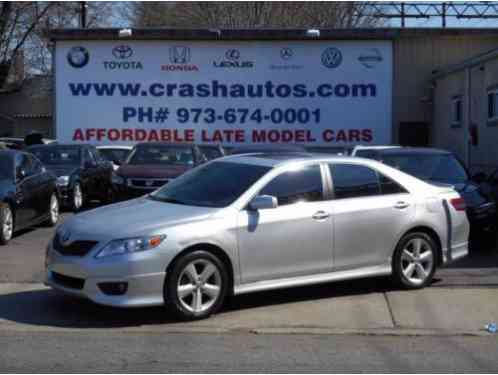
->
16, 168, 26, 181
249, 195, 278, 210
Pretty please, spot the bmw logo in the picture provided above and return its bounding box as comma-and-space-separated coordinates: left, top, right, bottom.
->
112, 45, 133, 59
321, 47, 342, 69
67, 46, 89, 68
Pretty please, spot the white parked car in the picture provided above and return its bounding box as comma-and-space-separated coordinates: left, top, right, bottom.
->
97, 145, 133, 171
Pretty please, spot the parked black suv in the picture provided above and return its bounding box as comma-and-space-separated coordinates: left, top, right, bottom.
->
355, 147, 497, 247
0, 150, 59, 244
112, 143, 206, 200
28, 144, 114, 211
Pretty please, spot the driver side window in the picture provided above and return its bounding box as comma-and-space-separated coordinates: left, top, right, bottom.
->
259, 164, 324, 206
15, 154, 31, 181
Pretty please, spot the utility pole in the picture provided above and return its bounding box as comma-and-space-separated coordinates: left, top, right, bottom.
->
401, 2, 406, 28
442, 2, 447, 28
80, 1, 86, 28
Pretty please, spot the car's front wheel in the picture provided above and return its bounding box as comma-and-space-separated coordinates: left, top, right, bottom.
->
392, 232, 437, 289
0, 204, 14, 245
44, 193, 59, 227
165, 250, 228, 320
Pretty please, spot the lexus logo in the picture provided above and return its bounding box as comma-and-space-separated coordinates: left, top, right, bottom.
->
112, 45, 133, 59
280, 47, 293, 60
225, 49, 240, 60
321, 47, 342, 69
169, 46, 191, 64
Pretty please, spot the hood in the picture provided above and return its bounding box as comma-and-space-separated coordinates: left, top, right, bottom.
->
44, 164, 79, 177
116, 164, 191, 179
62, 196, 218, 240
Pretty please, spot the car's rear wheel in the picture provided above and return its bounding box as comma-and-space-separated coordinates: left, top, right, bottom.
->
0, 204, 14, 245
72, 183, 83, 211
392, 232, 436, 289
165, 250, 228, 320
44, 193, 59, 227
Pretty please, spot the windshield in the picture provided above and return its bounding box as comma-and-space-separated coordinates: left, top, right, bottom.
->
99, 148, 131, 163
0, 156, 13, 179
381, 153, 469, 184
198, 146, 223, 161
128, 145, 194, 166
30, 147, 81, 166
150, 161, 270, 207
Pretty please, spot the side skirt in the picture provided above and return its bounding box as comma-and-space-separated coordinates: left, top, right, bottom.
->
234, 264, 392, 295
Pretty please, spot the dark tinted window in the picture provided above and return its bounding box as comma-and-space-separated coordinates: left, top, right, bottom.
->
15, 154, 31, 179
381, 153, 468, 184
99, 148, 131, 163
330, 164, 380, 199
30, 156, 44, 174
379, 174, 407, 195
260, 165, 323, 206
199, 146, 223, 161
31, 147, 81, 165
354, 150, 379, 159
128, 145, 194, 166
0, 155, 13, 179
150, 161, 270, 208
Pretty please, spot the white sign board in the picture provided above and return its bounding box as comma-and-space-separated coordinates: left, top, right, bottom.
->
55, 40, 392, 146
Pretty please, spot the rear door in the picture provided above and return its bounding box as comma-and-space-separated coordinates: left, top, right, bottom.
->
14, 154, 35, 226
326, 163, 416, 270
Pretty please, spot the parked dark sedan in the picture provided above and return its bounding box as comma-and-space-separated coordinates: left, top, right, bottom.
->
28, 144, 114, 211
112, 142, 205, 200
355, 147, 497, 247
0, 150, 59, 244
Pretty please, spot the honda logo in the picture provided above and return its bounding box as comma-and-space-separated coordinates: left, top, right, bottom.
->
169, 46, 191, 64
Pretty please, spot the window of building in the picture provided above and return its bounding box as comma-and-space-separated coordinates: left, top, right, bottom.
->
487, 89, 498, 121
260, 165, 324, 206
451, 96, 462, 127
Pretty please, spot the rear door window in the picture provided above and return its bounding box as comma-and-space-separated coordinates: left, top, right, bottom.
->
329, 164, 381, 199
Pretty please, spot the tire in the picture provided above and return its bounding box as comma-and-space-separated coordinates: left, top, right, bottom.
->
0, 204, 14, 245
392, 232, 437, 289
165, 250, 229, 320
71, 182, 84, 212
44, 193, 59, 227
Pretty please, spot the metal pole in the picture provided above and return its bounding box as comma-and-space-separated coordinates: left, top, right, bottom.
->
442, 2, 447, 28
80, 1, 86, 28
401, 3, 406, 28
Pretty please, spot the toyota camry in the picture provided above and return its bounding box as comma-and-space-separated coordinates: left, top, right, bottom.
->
45, 153, 469, 320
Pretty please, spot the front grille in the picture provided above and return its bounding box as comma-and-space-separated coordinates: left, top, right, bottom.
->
51, 272, 85, 290
53, 233, 98, 257
128, 178, 169, 189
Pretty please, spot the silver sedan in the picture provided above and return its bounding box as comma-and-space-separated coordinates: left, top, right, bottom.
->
45, 153, 469, 320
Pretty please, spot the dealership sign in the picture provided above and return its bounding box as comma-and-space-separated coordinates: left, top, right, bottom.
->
55, 40, 392, 145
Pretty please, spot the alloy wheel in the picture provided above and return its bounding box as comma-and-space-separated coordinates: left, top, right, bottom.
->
50, 195, 59, 224
2, 206, 13, 242
73, 184, 83, 210
177, 259, 222, 314
400, 237, 434, 285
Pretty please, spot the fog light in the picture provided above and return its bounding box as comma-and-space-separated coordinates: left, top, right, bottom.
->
98, 282, 128, 296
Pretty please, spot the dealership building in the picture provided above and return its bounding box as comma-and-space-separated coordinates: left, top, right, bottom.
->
2, 27, 498, 172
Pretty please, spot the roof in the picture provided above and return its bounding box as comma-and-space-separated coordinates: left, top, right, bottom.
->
375, 147, 452, 156
28, 143, 88, 150
134, 142, 197, 148
97, 145, 133, 150
0, 149, 20, 158
49, 27, 498, 42
433, 46, 498, 79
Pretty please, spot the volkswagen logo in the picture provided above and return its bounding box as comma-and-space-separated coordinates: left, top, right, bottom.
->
112, 45, 133, 59
225, 49, 240, 61
321, 47, 342, 69
169, 46, 190, 64
280, 47, 293, 60
67, 46, 89, 68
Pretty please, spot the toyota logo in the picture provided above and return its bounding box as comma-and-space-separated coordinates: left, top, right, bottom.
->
112, 45, 133, 59
280, 47, 293, 60
67, 46, 89, 68
321, 47, 342, 69
225, 49, 240, 61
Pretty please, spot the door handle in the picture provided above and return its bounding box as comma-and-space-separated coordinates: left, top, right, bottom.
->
312, 211, 330, 220
394, 201, 410, 209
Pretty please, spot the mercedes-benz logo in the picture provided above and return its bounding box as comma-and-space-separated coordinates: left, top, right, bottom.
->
225, 49, 240, 61
280, 47, 293, 60
67, 46, 89, 68
112, 45, 133, 59
321, 47, 342, 69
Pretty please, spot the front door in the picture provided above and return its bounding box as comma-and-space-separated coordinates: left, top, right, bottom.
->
237, 164, 333, 283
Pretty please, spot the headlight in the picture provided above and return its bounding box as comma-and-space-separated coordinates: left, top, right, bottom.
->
95, 235, 166, 258
111, 173, 125, 185
56, 176, 69, 186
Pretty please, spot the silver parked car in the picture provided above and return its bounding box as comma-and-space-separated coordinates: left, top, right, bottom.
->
45, 153, 469, 320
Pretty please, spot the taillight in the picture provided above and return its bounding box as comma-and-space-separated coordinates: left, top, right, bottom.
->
450, 197, 466, 211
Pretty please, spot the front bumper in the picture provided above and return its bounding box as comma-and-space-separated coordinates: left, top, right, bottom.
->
44, 243, 166, 308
